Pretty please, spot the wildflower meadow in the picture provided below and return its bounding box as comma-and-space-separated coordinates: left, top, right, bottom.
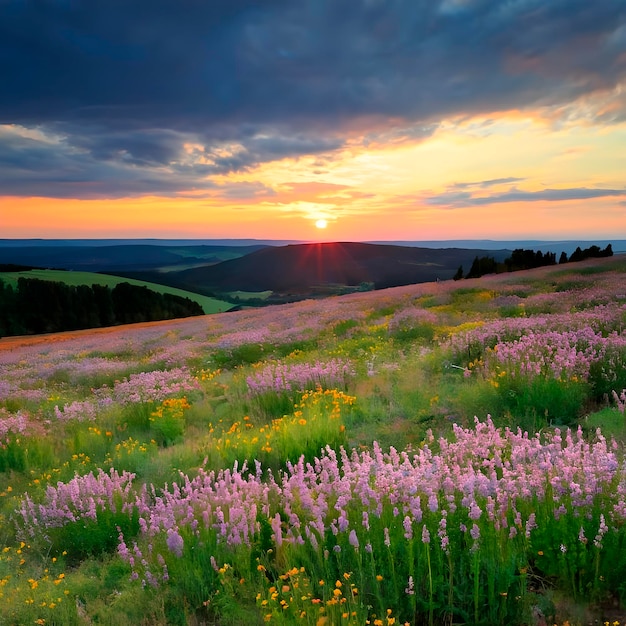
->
2, 255, 626, 625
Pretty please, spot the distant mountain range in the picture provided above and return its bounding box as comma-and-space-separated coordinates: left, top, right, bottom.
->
0, 243, 267, 272
3, 238, 623, 256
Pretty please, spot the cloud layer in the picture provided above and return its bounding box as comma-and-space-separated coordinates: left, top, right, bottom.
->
0, 0, 625, 200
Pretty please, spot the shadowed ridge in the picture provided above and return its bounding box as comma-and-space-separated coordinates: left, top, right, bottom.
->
172, 242, 511, 294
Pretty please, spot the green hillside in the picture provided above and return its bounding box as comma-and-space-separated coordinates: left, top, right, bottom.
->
0, 269, 232, 314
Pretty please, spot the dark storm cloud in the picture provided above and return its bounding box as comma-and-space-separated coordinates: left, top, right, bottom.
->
203, 133, 344, 174
0, 123, 340, 196
0, 0, 625, 197
64, 128, 184, 167
425, 186, 626, 208
0, 127, 218, 198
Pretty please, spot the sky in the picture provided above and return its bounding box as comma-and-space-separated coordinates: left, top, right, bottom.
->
1, 0, 625, 242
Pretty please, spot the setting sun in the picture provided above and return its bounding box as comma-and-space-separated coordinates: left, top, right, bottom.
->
315, 219, 328, 229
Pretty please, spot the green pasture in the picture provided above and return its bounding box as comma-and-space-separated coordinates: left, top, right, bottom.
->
227, 290, 273, 300
168, 247, 251, 262
0, 269, 232, 314
156, 250, 249, 272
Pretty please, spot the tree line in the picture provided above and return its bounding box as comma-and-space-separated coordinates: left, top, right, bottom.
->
0, 277, 204, 337
454, 244, 614, 280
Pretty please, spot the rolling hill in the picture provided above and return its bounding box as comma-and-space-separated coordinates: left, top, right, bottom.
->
168, 242, 511, 295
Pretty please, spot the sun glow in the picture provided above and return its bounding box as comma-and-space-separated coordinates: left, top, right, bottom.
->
315, 219, 328, 229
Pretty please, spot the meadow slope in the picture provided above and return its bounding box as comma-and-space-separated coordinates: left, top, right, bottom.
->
2, 255, 626, 625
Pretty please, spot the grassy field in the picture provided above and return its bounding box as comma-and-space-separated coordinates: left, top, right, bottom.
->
227, 290, 273, 301
2, 255, 626, 625
0, 269, 233, 314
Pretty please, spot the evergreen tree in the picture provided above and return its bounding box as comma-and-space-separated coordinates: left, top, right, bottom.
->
0, 278, 203, 337
544, 251, 557, 265
466, 255, 498, 279
92, 284, 116, 326
569, 246, 584, 262
0, 279, 16, 337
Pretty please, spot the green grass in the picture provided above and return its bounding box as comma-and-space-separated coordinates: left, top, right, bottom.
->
0, 269, 232, 314
583, 407, 626, 440
227, 290, 273, 301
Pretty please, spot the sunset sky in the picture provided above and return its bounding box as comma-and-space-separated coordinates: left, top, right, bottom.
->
1, 1, 625, 241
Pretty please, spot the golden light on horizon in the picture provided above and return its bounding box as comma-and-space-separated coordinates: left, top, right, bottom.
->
2, 115, 626, 240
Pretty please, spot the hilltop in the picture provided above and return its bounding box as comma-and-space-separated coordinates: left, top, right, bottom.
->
159, 241, 511, 296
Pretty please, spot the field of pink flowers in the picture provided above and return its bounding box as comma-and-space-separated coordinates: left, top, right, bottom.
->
1, 255, 626, 625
